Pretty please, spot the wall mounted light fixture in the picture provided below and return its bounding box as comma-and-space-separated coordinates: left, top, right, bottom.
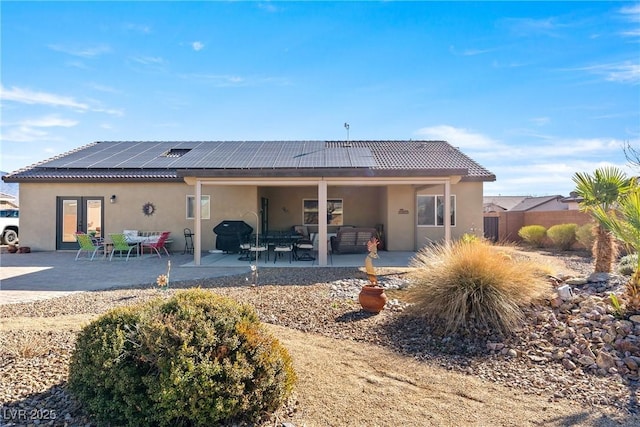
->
110, 195, 117, 204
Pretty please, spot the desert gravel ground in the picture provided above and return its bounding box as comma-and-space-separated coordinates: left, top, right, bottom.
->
0, 250, 639, 426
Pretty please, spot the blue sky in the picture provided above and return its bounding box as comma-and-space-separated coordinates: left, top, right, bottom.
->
1, 1, 639, 196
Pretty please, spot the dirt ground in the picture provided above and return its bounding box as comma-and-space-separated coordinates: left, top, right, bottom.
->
2, 313, 635, 427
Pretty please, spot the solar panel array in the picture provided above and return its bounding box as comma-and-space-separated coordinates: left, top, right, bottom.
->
39, 141, 378, 169
31, 140, 494, 180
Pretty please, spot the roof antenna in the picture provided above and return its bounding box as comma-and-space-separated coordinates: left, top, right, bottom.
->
344, 122, 350, 144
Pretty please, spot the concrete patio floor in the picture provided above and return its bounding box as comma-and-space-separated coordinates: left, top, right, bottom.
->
186, 249, 416, 268
0, 248, 416, 304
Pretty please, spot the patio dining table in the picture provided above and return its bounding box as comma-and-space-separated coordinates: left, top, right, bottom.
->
242, 232, 303, 262
124, 235, 158, 257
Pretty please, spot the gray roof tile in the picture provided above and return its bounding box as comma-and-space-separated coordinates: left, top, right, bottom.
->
3, 140, 495, 183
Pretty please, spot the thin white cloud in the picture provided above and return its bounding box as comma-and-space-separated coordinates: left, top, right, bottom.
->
19, 116, 78, 128
66, 60, 90, 70
577, 62, 640, 85
502, 137, 622, 160
48, 44, 111, 58
93, 107, 124, 117
1, 115, 78, 143
192, 41, 205, 51
414, 125, 504, 151
2, 127, 48, 141
415, 125, 628, 161
179, 73, 291, 87
530, 117, 550, 126
619, 4, 640, 22
1, 85, 89, 111
130, 56, 164, 65
258, 2, 280, 13
123, 23, 152, 34
86, 83, 121, 94
485, 158, 637, 196
1, 85, 123, 117
449, 46, 498, 56
500, 16, 565, 38
183, 73, 244, 86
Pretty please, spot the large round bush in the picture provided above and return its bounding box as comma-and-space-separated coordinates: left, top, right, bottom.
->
518, 225, 547, 247
68, 289, 296, 427
547, 223, 578, 250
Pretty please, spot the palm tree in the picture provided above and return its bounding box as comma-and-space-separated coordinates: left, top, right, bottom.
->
591, 182, 640, 312
572, 166, 632, 272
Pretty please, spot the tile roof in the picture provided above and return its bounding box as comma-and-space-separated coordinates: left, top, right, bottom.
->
510, 195, 565, 211
3, 140, 495, 183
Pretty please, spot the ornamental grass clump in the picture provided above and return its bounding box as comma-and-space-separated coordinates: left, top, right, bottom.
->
547, 223, 578, 251
68, 289, 296, 427
408, 240, 551, 336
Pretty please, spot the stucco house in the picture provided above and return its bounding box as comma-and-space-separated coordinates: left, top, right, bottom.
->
2, 140, 495, 266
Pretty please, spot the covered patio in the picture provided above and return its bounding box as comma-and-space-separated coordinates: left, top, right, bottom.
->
186, 176, 456, 267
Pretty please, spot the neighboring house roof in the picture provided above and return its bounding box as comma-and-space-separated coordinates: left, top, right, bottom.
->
0, 192, 19, 208
560, 191, 584, 204
483, 196, 528, 212
509, 195, 565, 211
484, 195, 572, 213
2, 140, 496, 183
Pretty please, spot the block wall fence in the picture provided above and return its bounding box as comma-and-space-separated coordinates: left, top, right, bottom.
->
494, 210, 593, 243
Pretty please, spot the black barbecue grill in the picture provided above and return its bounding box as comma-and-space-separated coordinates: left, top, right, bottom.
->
213, 220, 253, 253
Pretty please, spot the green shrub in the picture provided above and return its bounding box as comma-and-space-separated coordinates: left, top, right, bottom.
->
618, 253, 638, 276
575, 223, 596, 250
518, 225, 547, 247
408, 241, 551, 335
68, 289, 296, 427
547, 223, 578, 251
460, 233, 480, 244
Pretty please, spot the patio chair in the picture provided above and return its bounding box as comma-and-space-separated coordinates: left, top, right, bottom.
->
183, 228, 194, 254
237, 233, 252, 261
108, 233, 137, 261
273, 233, 294, 264
292, 225, 314, 261
140, 231, 171, 258
249, 234, 268, 263
75, 232, 104, 261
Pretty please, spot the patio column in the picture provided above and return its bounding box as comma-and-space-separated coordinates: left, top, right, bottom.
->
194, 179, 202, 266
444, 179, 451, 243
318, 180, 328, 266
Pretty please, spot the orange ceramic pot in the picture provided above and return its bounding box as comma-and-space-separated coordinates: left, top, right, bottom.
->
358, 286, 388, 313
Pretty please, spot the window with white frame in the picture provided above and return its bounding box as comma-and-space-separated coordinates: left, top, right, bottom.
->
186, 195, 210, 220
417, 195, 456, 226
